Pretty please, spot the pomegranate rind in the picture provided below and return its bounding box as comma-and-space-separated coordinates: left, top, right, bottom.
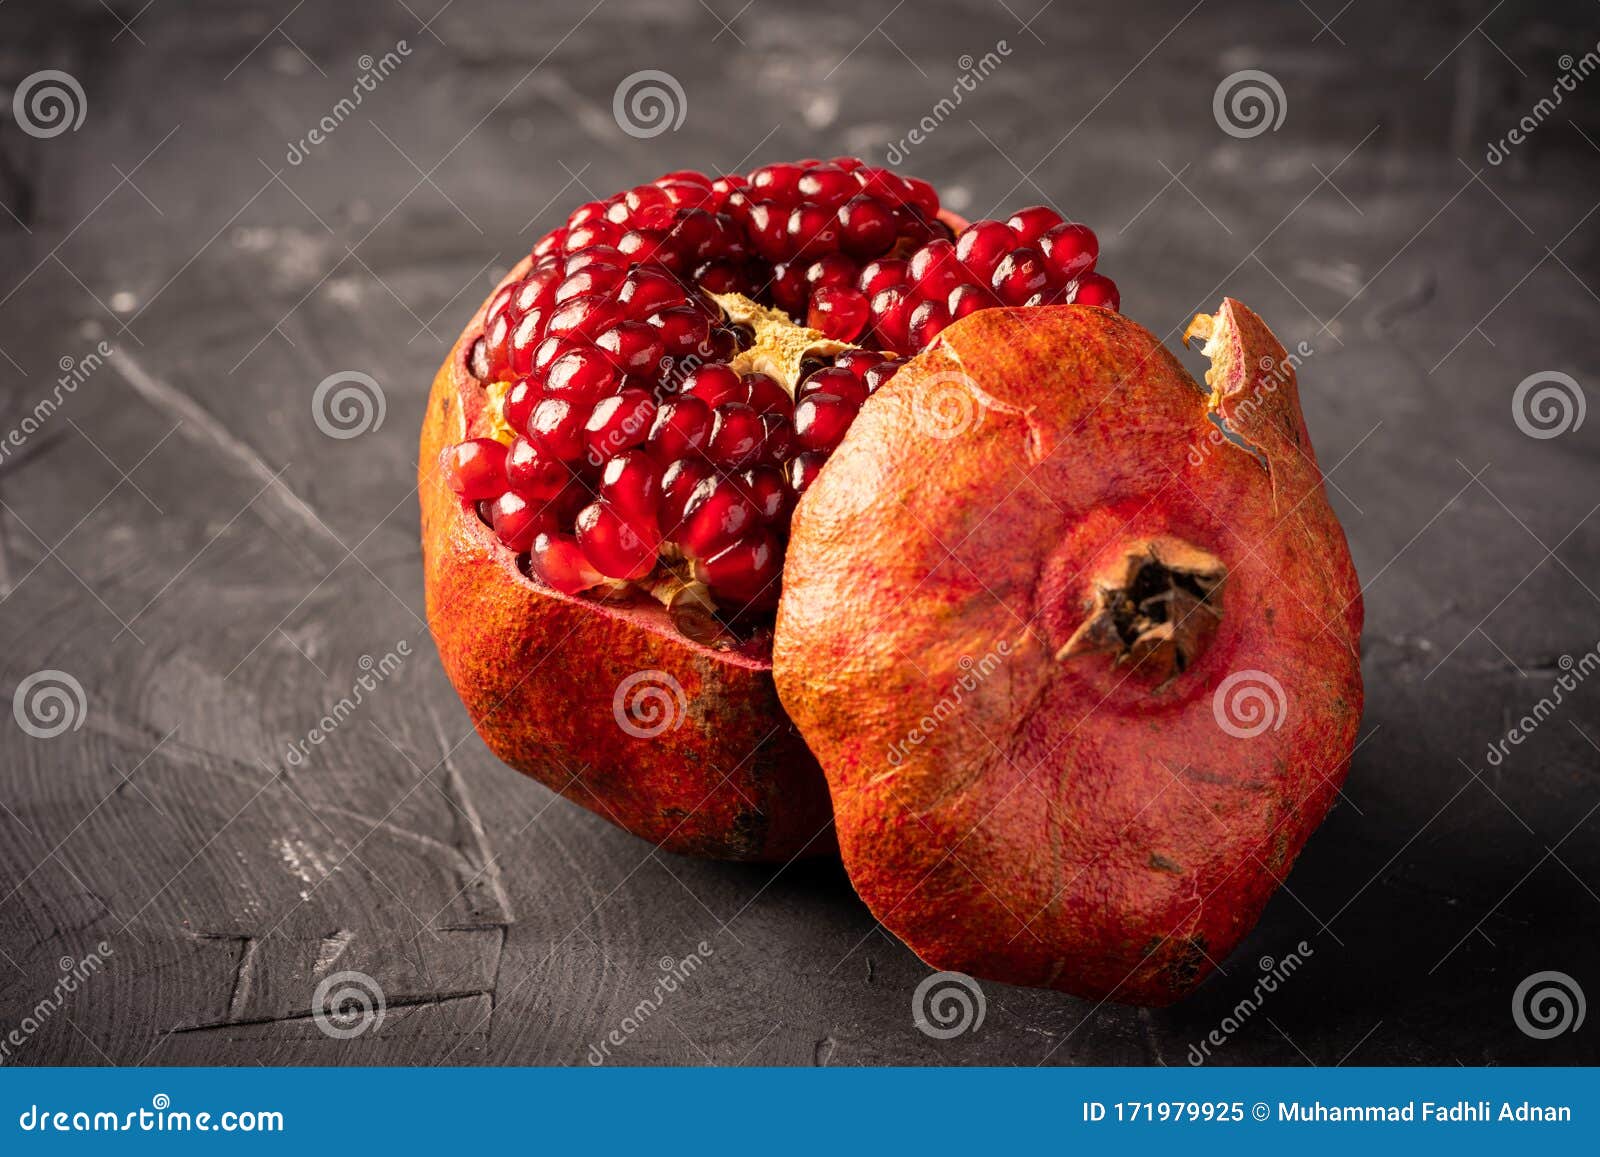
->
420, 259, 834, 861
773, 301, 1363, 1003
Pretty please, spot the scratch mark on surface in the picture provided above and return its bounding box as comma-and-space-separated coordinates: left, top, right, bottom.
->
428, 702, 515, 925
227, 937, 258, 1020
107, 350, 339, 569
813, 1036, 837, 1066
312, 928, 354, 975
172, 990, 491, 1033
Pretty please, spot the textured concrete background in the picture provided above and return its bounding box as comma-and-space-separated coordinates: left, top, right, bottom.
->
0, 0, 1597, 1065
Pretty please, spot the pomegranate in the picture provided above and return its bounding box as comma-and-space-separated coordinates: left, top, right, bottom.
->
423, 158, 1118, 861
772, 301, 1363, 1003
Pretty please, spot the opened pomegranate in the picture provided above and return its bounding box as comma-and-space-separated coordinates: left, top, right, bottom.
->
773, 301, 1363, 1003
422, 157, 1118, 860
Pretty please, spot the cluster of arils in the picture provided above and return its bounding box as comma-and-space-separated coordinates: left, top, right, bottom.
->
444, 158, 1116, 618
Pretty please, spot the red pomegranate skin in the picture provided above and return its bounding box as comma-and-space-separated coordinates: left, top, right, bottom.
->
773, 301, 1363, 1003
421, 258, 834, 861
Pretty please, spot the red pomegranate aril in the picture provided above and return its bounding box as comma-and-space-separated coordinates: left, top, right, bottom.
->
529, 530, 604, 594
746, 202, 791, 262
750, 162, 805, 200
678, 476, 758, 558
617, 229, 668, 265
575, 501, 656, 580
696, 530, 781, 607
599, 450, 662, 520
650, 307, 713, 357
530, 230, 565, 261
948, 283, 996, 321
837, 196, 897, 257
858, 258, 908, 296
681, 363, 744, 408
1006, 205, 1064, 245
787, 203, 840, 260
770, 262, 810, 314
567, 200, 609, 230
546, 294, 617, 341
861, 358, 906, 395
658, 459, 713, 537
491, 490, 553, 553
907, 299, 951, 347
508, 310, 546, 374
444, 438, 509, 500
804, 253, 857, 291
563, 246, 623, 274
954, 220, 1014, 282
694, 260, 747, 294
658, 180, 712, 211
902, 176, 939, 218
708, 402, 765, 468
584, 389, 656, 464
647, 396, 712, 461
513, 269, 558, 314
807, 285, 870, 341
909, 239, 962, 299
1039, 222, 1099, 282
503, 378, 542, 433
483, 312, 513, 379
616, 268, 683, 314
597, 321, 667, 374
798, 366, 867, 407
1073, 272, 1120, 310
555, 264, 623, 304
741, 466, 790, 523
527, 397, 589, 461
505, 437, 571, 499
742, 372, 791, 417
869, 285, 914, 350
564, 219, 621, 253
834, 348, 885, 377
786, 450, 827, 494
612, 184, 675, 230
760, 412, 794, 461
794, 393, 859, 453
543, 347, 618, 399
992, 248, 1052, 306
798, 164, 857, 206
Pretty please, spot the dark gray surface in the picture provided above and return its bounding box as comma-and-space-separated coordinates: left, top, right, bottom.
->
0, 0, 1597, 1066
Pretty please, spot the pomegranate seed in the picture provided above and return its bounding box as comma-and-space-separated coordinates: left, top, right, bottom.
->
647, 397, 712, 461
599, 450, 662, 520
678, 476, 758, 558
444, 438, 508, 500
837, 196, 897, 257
658, 181, 712, 211
834, 348, 885, 377
544, 347, 619, 399
869, 285, 914, 350
503, 377, 542, 433
483, 312, 512, 379
584, 389, 656, 464
794, 393, 858, 453
760, 412, 794, 461
742, 372, 791, 416
658, 459, 714, 537
787, 451, 827, 493
1073, 272, 1120, 310
908, 299, 951, 347
527, 397, 589, 461
858, 258, 908, 296
787, 203, 840, 259
707, 402, 765, 468
681, 363, 744, 407
696, 530, 781, 607
597, 321, 666, 374
909, 239, 962, 300
615, 184, 675, 230
807, 285, 870, 341
491, 490, 552, 552
955, 220, 1014, 282
506, 437, 571, 498
862, 358, 906, 394
798, 164, 857, 206
530, 531, 605, 594
804, 253, 857, 291
798, 366, 867, 407
617, 229, 668, 265
616, 268, 683, 313
546, 294, 618, 341
575, 501, 656, 580
556, 263, 625, 304
992, 248, 1052, 306
564, 219, 621, 252
530, 230, 565, 261
741, 466, 790, 523
1039, 222, 1099, 282
649, 306, 712, 357
770, 262, 810, 314
750, 162, 804, 200
745, 202, 791, 262
1006, 205, 1064, 244
567, 200, 609, 230
948, 283, 996, 321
